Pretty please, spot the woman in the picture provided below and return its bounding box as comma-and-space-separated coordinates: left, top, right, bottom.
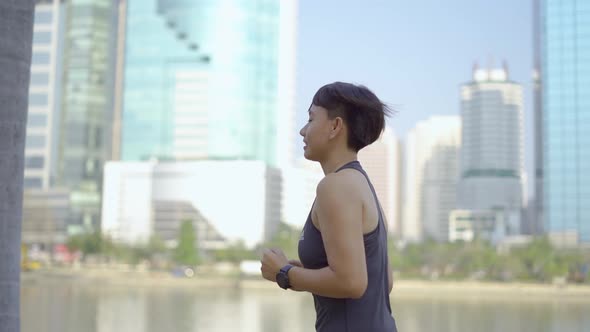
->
261, 82, 398, 331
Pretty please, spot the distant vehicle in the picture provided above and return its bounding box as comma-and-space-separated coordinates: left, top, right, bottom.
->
171, 265, 195, 278
21, 245, 41, 271
53, 244, 77, 264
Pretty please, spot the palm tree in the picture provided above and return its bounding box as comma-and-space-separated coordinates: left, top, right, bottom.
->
0, 0, 35, 330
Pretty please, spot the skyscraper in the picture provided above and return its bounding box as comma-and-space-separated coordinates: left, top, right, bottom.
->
403, 116, 461, 242
56, 0, 120, 231
458, 65, 524, 215
21, 0, 70, 248
25, 0, 66, 190
359, 127, 401, 235
540, 0, 590, 244
121, 0, 292, 168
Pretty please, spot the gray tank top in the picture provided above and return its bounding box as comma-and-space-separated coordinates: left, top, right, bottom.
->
298, 161, 397, 332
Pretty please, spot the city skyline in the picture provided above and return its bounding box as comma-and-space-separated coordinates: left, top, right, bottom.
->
20, 0, 590, 246
295, 0, 535, 198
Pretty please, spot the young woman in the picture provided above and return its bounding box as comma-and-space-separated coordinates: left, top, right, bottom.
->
261, 82, 398, 331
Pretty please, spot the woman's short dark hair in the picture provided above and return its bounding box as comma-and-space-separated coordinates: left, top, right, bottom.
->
312, 82, 392, 152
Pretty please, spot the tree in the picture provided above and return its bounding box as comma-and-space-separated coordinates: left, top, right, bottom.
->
66, 231, 103, 257
0, 1, 35, 330
262, 222, 302, 260
213, 240, 257, 263
173, 220, 200, 266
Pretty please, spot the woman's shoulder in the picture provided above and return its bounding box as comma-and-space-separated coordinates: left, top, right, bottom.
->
316, 170, 363, 197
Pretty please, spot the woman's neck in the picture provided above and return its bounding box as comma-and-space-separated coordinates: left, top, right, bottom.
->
319, 150, 358, 175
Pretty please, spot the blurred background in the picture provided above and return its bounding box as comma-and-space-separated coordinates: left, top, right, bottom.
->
18, 0, 590, 331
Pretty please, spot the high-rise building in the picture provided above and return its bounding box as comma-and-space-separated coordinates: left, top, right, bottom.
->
25, 0, 66, 190
403, 116, 461, 242
22, 0, 70, 249
539, 0, 590, 245
359, 127, 401, 235
458, 65, 524, 214
56, 0, 120, 231
120, 0, 293, 168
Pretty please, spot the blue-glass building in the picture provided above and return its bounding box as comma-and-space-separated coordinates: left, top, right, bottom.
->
541, 0, 590, 243
57, 0, 119, 230
122, 0, 281, 166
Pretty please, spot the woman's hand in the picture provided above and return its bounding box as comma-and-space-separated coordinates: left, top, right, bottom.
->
260, 248, 289, 282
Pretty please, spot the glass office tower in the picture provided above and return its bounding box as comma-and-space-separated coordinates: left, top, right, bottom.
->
122, 0, 281, 166
541, 0, 590, 243
57, 0, 119, 230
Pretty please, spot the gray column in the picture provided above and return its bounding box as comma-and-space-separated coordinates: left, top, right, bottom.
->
0, 1, 35, 331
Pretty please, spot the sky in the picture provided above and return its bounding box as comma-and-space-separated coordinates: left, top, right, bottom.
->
295, 0, 535, 198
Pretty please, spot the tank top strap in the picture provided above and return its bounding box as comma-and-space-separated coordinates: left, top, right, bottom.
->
334, 160, 384, 228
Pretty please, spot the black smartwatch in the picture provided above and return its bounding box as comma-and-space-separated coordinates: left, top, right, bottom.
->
276, 264, 294, 289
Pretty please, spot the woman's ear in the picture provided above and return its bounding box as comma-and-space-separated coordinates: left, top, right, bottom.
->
329, 117, 344, 139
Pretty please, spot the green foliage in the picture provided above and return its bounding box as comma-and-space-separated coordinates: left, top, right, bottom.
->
147, 235, 167, 254
213, 240, 258, 263
173, 219, 200, 266
66, 231, 103, 255
388, 236, 590, 283
65, 231, 169, 265
261, 222, 302, 260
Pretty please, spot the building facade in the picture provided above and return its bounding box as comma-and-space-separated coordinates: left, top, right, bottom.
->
403, 116, 461, 242
26, 0, 66, 190
458, 66, 524, 214
121, 0, 293, 168
56, 0, 120, 231
540, 0, 590, 244
359, 127, 401, 235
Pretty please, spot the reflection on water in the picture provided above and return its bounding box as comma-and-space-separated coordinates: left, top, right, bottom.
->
22, 278, 590, 332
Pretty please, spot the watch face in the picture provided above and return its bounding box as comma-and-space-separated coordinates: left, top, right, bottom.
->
276, 272, 289, 289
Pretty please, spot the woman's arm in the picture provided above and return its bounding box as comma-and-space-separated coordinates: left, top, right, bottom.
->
261, 174, 368, 299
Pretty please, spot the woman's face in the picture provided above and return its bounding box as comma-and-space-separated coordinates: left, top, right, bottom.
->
299, 104, 333, 161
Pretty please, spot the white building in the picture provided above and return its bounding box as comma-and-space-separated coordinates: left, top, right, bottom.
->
449, 209, 520, 244
458, 64, 524, 213
24, 0, 66, 190
403, 116, 461, 242
281, 158, 324, 228
101, 160, 282, 248
359, 127, 401, 235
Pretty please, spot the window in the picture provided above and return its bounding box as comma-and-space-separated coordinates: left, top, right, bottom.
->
29, 93, 48, 107
30, 72, 50, 85
32, 52, 50, 65
26, 135, 46, 149
33, 31, 52, 44
34, 10, 53, 24
27, 113, 48, 127
24, 177, 42, 189
25, 156, 45, 169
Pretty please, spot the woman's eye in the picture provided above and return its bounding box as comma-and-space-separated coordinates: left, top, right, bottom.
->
307, 119, 312, 123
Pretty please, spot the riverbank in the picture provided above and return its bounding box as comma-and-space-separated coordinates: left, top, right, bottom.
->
21, 267, 590, 301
